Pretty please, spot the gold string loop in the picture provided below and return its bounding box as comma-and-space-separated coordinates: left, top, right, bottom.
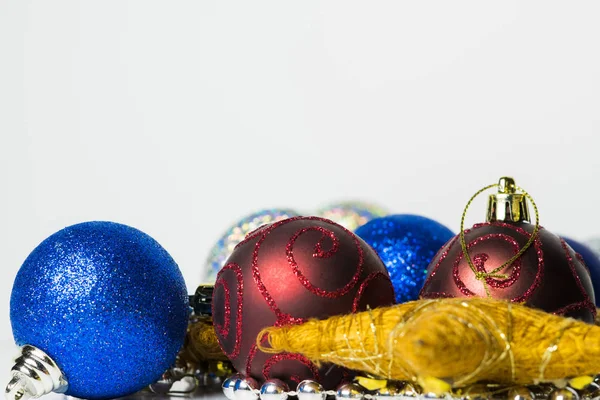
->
459, 183, 540, 297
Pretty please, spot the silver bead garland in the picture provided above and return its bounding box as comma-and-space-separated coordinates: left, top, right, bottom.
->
221, 374, 600, 400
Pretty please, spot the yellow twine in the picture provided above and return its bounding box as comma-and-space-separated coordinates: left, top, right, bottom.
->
257, 298, 600, 392
459, 184, 540, 296
179, 316, 228, 363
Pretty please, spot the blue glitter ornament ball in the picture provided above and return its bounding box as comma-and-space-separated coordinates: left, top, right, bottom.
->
203, 208, 299, 282
355, 214, 454, 303
563, 236, 600, 306
10, 222, 189, 399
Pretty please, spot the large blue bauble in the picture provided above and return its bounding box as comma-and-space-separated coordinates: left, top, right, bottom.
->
355, 214, 454, 303
563, 236, 600, 306
10, 222, 189, 399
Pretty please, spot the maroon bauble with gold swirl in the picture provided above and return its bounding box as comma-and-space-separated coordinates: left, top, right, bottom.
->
212, 216, 395, 388
420, 221, 596, 323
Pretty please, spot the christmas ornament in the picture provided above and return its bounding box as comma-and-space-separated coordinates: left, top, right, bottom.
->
7, 221, 189, 400
355, 214, 454, 303
563, 237, 600, 307
204, 209, 300, 282
212, 216, 395, 389
420, 177, 595, 322
316, 201, 387, 232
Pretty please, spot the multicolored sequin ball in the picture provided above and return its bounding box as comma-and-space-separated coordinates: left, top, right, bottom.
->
316, 202, 387, 232
203, 209, 299, 282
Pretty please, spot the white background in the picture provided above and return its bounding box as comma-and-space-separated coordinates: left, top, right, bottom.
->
1, 0, 600, 382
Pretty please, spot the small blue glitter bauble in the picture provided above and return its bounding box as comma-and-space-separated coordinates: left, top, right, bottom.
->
203, 209, 299, 282
10, 221, 189, 399
355, 214, 454, 304
563, 236, 600, 306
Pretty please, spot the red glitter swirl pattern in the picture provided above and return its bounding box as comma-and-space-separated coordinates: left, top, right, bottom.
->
213, 276, 231, 337
212, 263, 244, 359
452, 233, 522, 297
286, 226, 363, 298
245, 342, 260, 377
471, 224, 545, 302
250, 218, 299, 319
560, 238, 596, 318
576, 252, 592, 276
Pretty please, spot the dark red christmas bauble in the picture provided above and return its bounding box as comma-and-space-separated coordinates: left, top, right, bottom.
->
420, 221, 596, 323
212, 216, 395, 388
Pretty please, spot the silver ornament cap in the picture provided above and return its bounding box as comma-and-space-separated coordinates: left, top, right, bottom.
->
260, 379, 289, 400
5, 346, 68, 400
297, 380, 326, 400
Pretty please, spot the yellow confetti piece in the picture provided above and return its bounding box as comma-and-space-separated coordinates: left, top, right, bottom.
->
568, 375, 594, 390
354, 376, 388, 391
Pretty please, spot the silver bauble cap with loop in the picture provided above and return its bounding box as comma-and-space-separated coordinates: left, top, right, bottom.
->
5, 345, 68, 400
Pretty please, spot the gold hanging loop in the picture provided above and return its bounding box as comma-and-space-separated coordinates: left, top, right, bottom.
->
459, 178, 540, 297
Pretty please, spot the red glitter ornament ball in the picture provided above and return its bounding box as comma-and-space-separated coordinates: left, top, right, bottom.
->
420, 221, 596, 323
212, 216, 395, 388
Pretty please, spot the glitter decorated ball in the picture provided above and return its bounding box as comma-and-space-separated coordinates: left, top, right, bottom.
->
212, 216, 395, 389
420, 222, 596, 323
204, 209, 300, 282
316, 201, 387, 231
10, 222, 189, 399
563, 236, 600, 306
355, 214, 454, 303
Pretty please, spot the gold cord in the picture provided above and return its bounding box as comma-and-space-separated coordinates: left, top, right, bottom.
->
459, 184, 540, 296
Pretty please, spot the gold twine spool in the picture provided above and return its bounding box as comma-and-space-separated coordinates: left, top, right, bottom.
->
258, 298, 600, 391
179, 316, 228, 364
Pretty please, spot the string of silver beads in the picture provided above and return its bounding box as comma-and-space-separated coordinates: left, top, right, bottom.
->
223, 376, 451, 400
222, 374, 600, 400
